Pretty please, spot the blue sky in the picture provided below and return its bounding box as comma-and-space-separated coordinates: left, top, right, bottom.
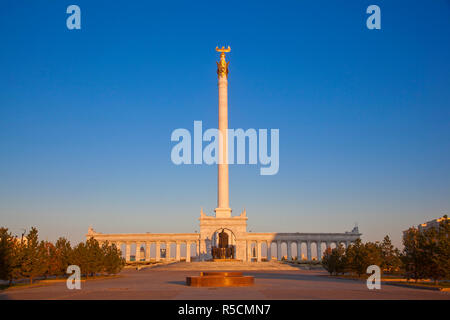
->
1, 0, 449, 248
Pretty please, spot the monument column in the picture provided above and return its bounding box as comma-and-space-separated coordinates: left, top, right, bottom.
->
156, 241, 161, 261
145, 242, 151, 262
257, 241, 262, 262
267, 241, 271, 261
166, 242, 171, 260
176, 241, 181, 261
186, 242, 191, 262
287, 241, 292, 260
277, 241, 281, 261
215, 46, 232, 218
135, 243, 141, 262
297, 241, 302, 260
307, 241, 312, 261
125, 243, 131, 262
317, 242, 322, 261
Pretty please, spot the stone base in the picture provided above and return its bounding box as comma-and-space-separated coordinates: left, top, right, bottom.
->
186, 271, 254, 287
214, 207, 232, 218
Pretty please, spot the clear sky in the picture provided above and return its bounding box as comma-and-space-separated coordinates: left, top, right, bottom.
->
1, 0, 449, 249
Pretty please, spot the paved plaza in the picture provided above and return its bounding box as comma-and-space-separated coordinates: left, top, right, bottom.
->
1, 262, 448, 300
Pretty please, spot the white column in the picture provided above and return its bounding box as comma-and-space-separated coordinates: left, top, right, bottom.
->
307, 241, 312, 261
267, 241, 271, 261
176, 242, 181, 261
287, 241, 292, 260
145, 242, 150, 262
317, 241, 322, 261
135, 243, 141, 262
166, 242, 171, 260
247, 241, 252, 262
125, 243, 131, 262
277, 241, 281, 261
297, 241, 301, 260
215, 51, 231, 218
156, 241, 161, 261
257, 241, 262, 262
186, 242, 191, 262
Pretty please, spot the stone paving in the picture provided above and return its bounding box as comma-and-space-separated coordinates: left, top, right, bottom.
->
1, 262, 449, 300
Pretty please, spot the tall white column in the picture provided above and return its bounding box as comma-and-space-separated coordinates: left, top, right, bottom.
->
247, 241, 252, 262
287, 241, 292, 260
125, 243, 131, 262
307, 241, 312, 261
317, 241, 322, 261
186, 242, 191, 262
135, 243, 141, 262
297, 241, 302, 260
166, 242, 171, 260
145, 242, 151, 262
267, 241, 271, 261
215, 48, 231, 218
176, 242, 181, 261
277, 241, 281, 261
156, 242, 161, 261
257, 241, 262, 262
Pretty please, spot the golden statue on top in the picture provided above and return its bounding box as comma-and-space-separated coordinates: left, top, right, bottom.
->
216, 46, 230, 78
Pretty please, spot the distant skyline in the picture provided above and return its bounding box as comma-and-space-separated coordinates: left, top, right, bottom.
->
1, 0, 450, 249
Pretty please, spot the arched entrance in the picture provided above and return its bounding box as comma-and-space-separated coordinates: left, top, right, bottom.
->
211, 228, 237, 259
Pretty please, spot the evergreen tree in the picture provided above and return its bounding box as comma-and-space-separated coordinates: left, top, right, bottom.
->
0, 228, 14, 282
21, 227, 46, 284
101, 242, 125, 275
345, 238, 367, 277
55, 237, 72, 276
380, 235, 401, 274
401, 227, 423, 282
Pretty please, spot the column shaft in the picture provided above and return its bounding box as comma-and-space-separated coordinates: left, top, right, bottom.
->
186, 242, 191, 262
176, 242, 181, 261
125, 243, 131, 262
145, 242, 151, 262
307, 241, 312, 261
277, 241, 281, 261
257, 241, 262, 262
156, 242, 161, 261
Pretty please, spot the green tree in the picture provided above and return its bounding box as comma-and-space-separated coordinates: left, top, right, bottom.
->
84, 237, 103, 277
101, 242, 125, 275
0, 228, 14, 282
380, 235, 401, 274
401, 227, 424, 282
71, 242, 88, 277
322, 244, 347, 275
21, 227, 46, 284
54, 237, 72, 276
345, 239, 367, 277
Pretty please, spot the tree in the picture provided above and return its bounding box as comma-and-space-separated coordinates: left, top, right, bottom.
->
322, 244, 347, 275
84, 237, 103, 277
346, 239, 367, 277
0, 228, 14, 282
71, 242, 88, 277
20, 227, 46, 284
401, 227, 424, 282
55, 237, 72, 276
380, 235, 401, 274
101, 242, 125, 275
